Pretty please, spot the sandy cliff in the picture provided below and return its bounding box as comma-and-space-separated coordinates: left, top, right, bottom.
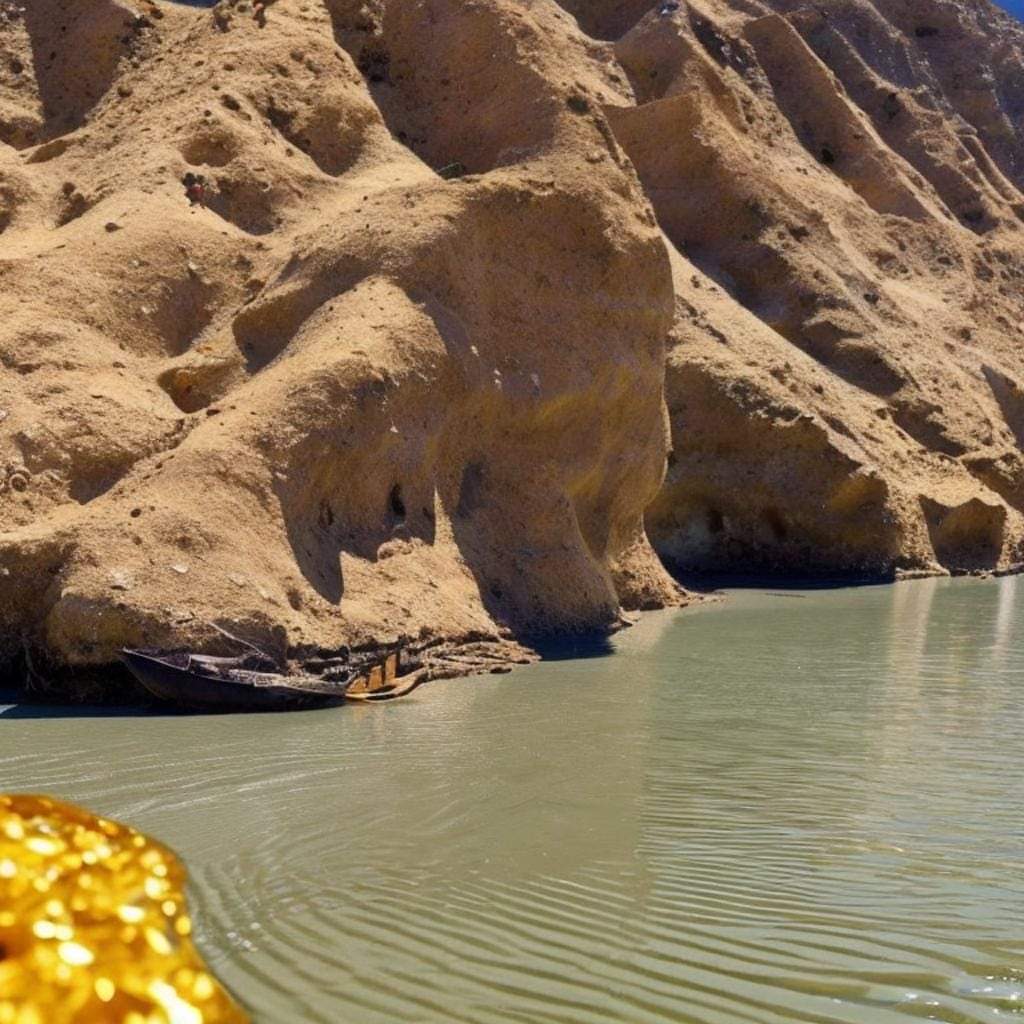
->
0, 0, 1022, 687
625, 0, 1024, 579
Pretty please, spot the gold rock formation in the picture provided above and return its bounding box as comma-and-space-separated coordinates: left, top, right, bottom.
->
0, 793, 247, 1024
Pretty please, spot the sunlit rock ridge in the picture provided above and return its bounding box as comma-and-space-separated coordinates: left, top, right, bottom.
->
0, 0, 1022, 685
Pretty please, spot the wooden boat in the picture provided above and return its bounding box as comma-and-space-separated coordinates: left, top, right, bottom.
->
120, 647, 423, 713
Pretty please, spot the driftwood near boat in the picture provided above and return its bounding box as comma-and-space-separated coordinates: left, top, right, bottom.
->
120, 645, 423, 713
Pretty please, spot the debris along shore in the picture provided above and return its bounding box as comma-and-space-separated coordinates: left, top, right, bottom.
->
12, 628, 538, 709
120, 628, 421, 711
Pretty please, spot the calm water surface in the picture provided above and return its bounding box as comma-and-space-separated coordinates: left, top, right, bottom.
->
2, 578, 1022, 1023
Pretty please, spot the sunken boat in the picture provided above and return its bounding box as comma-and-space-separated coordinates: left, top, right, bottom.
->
120, 645, 423, 713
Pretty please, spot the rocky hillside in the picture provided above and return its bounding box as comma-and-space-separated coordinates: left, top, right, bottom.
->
1, 0, 1022, 685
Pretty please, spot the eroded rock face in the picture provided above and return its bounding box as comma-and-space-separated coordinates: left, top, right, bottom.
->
0, 0, 679, 678
1, 0, 1023, 684
603, 0, 1024, 580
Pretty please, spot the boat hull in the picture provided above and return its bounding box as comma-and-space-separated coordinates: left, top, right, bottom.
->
120, 650, 349, 713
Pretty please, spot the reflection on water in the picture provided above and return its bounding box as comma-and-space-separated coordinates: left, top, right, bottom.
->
2, 578, 1022, 1023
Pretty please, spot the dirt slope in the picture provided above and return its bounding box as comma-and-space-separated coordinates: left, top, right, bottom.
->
0, 0, 1022, 686
623, 0, 1024, 579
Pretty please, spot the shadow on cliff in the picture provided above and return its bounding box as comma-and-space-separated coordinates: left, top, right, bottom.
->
664, 569, 897, 594
440, 458, 625, 643
274, 476, 347, 605
0, 675, 173, 718
0, 658, 176, 716
272, 462, 438, 605
526, 634, 616, 661
324, 0, 564, 176
21, 1, 136, 137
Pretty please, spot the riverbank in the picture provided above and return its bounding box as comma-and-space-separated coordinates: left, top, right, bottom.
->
12, 560, 1024, 705
7, 628, 539, 706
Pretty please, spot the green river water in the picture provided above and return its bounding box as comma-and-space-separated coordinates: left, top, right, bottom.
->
2, 578, 1022, 1023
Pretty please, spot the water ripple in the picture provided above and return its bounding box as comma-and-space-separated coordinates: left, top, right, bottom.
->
1, 577, 1022, 1022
